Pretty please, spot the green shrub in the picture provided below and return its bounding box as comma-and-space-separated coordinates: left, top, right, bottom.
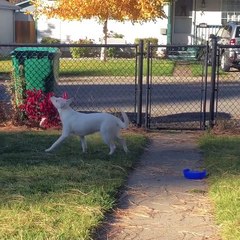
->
107, 47, 118, 58
108, 31, 124, 39
41, 37, 61, 44
134, 38, 158, 57
70, 39, 94, 58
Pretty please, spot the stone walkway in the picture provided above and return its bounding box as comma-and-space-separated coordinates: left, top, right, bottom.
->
95, 132, 221, 240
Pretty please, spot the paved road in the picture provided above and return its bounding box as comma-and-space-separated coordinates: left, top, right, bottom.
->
1, 77, 240, 127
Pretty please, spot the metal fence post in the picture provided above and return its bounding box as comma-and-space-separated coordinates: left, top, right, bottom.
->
145, 41, 151, 128
201, 43, 209, 129
209, 35, 217, 128
137, 39, 144, 127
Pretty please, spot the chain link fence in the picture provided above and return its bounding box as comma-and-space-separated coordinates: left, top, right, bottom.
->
0, 44, 139, 125
0, 42, 240, 130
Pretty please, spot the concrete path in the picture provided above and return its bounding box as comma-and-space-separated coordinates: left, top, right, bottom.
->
95, 131, 221, 240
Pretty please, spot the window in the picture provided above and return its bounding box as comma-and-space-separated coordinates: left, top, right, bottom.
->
221, 26, 231, 38
235, 27, 240, 38
175, 0, 193, 17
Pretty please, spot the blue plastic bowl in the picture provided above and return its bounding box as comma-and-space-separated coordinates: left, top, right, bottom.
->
183, 168, 207, 180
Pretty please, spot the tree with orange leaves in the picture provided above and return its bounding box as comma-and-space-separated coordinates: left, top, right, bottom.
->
31, 0, 166, 59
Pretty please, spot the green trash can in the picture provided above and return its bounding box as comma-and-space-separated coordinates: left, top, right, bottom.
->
11, 47, 61, 105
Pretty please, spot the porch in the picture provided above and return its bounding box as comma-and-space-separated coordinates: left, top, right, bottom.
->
168, 0, 240, 45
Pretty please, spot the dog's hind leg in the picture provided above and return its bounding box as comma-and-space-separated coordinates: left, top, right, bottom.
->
117, 135, 128, 153
80, 136, 87, 153
101, 132, 116, 155
45, 134, 67, 152
109, 142, 116, 155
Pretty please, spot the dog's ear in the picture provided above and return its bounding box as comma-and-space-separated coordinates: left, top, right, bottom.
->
66, 98, 73, 106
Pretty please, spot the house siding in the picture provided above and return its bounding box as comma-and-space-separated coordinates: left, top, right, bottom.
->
0, 9, 14, 43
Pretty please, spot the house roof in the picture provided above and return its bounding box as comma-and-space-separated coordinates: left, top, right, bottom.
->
15, 0, 31, 8
0, 0, 20, 10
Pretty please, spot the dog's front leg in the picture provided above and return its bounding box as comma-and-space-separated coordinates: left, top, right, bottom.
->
80, 136, 87, 153
45, 134, 68, 152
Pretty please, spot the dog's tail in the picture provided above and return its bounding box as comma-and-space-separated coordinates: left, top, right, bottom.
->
120, 112, 129, 129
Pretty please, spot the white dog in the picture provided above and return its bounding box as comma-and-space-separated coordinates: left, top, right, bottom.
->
45, 96, 129, 155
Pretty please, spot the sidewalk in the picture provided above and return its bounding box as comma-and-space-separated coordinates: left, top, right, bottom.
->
95, 131, 221, 240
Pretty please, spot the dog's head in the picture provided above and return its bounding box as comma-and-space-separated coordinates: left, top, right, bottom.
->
50, 96, 73, 110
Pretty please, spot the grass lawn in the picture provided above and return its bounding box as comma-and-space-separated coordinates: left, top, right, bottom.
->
191, 63, 205, 76
0, 130, 147, 239
191, 63, 227, 77
0, 58, 175, 77
59, 58, 175, 76
199, 134, 240, 240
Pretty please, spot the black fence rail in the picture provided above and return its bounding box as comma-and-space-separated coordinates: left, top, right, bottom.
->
0, 41, 240, 130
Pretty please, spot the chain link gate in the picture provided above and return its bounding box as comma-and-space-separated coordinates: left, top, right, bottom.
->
144, 44, 208, 130
209, 37, 240, 128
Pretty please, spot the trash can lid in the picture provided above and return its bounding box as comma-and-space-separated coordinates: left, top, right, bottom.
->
11, 47, 61, 59
13, 47, 60, 53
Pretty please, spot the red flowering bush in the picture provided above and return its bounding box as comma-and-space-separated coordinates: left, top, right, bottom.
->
19, 89, 68, 128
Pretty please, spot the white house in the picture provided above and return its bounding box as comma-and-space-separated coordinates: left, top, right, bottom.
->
0, 0, 20, 44
16, 0, 240, 45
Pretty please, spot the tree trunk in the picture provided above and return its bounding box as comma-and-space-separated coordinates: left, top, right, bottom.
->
100, 19, 108, 61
